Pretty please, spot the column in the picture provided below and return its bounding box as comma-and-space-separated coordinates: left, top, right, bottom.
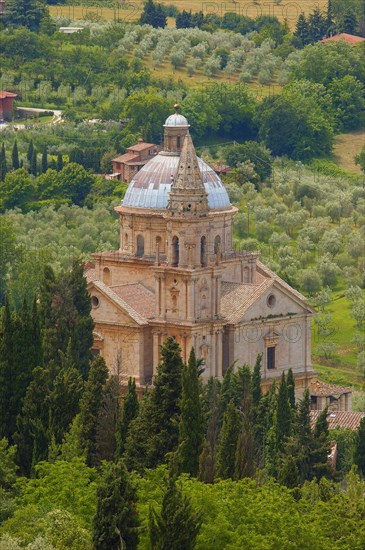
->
216, 328, 223, 378
210, 329, 216, 378
161, 275, 166, 320
152, 330, 160, 376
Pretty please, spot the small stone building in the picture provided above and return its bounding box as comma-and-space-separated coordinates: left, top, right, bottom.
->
112, 138, 159, 182
86, 108, 351, 408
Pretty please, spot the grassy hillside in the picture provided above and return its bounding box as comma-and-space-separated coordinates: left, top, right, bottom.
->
333, 130, 365, 174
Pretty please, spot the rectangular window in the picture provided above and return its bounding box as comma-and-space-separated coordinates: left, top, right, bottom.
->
91, 348, 100, 357
267, 346, 276, 369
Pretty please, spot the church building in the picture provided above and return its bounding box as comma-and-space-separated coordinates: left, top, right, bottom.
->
86, 107, 319, 401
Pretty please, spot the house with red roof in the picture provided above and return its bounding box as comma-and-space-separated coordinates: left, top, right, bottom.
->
0, 91, 17, 121
321, 33, 365, 45
112, 138, 159, 182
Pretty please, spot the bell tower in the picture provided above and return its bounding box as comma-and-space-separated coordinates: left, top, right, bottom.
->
163, 104, 190, 154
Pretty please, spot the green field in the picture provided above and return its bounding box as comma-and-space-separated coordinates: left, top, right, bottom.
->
312, 292, 364, 390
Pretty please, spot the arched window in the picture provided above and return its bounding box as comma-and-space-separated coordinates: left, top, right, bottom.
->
172, 236, 179, 267
136, 234, 144, 257
176, 135, 181, 150
103, 267, 111, 285
200, 236, 207, 267
124, 233, 129, 250
214, 235, 221, 255
156, 236, 162, 251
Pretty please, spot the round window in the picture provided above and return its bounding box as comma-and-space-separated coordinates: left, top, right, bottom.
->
91, 296, 100, 308
267, 294, 276, 308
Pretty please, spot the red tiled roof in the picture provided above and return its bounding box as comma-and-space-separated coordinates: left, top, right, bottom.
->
127, 142, 155, 152
0, 91, 17, 99
310, 379, 352, 397
110, 283, 155, 319
220, 279, 273, 323
321, 33, 365, 44
310, 411, 365, 431
112, 152, 139, 164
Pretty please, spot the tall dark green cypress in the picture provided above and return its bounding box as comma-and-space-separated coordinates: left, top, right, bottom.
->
354, 417, 365, 476
41, 261, 94, 377
0, 300, 13, 440
234, 366, 255, 480
12, 140, 19, 170
286, 368, 296, 410
174, 348, 204, 477
78, 355, 109, 466
41, 145, 48, 173
295, 389, 312, 482
14, 366, 52, 475
27, 140, 34, 164
93, 460, 139, 550
115, 378, 139, 458
30, 149, 37, 176
216, 400, 241, 479
0, 143, 7, 181
48, 339, 84, 444
149, 476, 202, 550
252, 354, 262, 412
127, 337, 183, 469
199, 378, 221, 484
56, 153, 63, 171
276, 372, 291, 450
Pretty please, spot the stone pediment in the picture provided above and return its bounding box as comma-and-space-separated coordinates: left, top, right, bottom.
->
221, 279, 314, 326
88, 280, 149, 327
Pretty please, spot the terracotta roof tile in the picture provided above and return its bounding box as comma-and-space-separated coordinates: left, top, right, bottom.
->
90, 280, 149, 325
310, 411, 365, 431
110, 283, 155, 319
310, 379, 352, 397
221, 279, 273, 323
321, 33, 365, 44
113, 152, 139, 163
0, 91, 17, 99
127, 142, 155, 152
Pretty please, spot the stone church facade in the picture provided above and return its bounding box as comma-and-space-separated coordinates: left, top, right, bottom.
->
86, 108, 317, 400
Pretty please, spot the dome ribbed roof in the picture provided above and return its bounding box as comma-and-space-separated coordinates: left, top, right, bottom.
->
164, 113, 189, 127
122, 153, 230, 210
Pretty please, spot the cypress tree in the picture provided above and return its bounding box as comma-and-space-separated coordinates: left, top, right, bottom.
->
252, 354, 262, 412
57, 153, 63, 171
286, 368, 296, 410
294, 13, 309, 46
14, 366, 52, 475
27, 140, 34, 164
0, 300, 14, 440
115, 377, 139, 458
216, 400, 241, 479
174, 348, 204, 477
41, 261, 94, 377
0, 143, 7, 181
295, 389, 313, 482
48, 340, 84, 444
95, 375, 120, 463
149, 476, 202, 550
78, 355, 109, 466
276, 372, 291, 450
126, 337, 183, 469
311, 407, 331, 480
12, 140, 19, 170
93, 460, 139, 550
354, 417, 365, 476
199, 378, 221, 483
30, 149, 37, 176
41, 145, 48, 173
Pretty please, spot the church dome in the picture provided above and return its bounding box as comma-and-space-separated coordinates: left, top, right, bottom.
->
164, 113, 189, 127
122, 153, 231, 210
